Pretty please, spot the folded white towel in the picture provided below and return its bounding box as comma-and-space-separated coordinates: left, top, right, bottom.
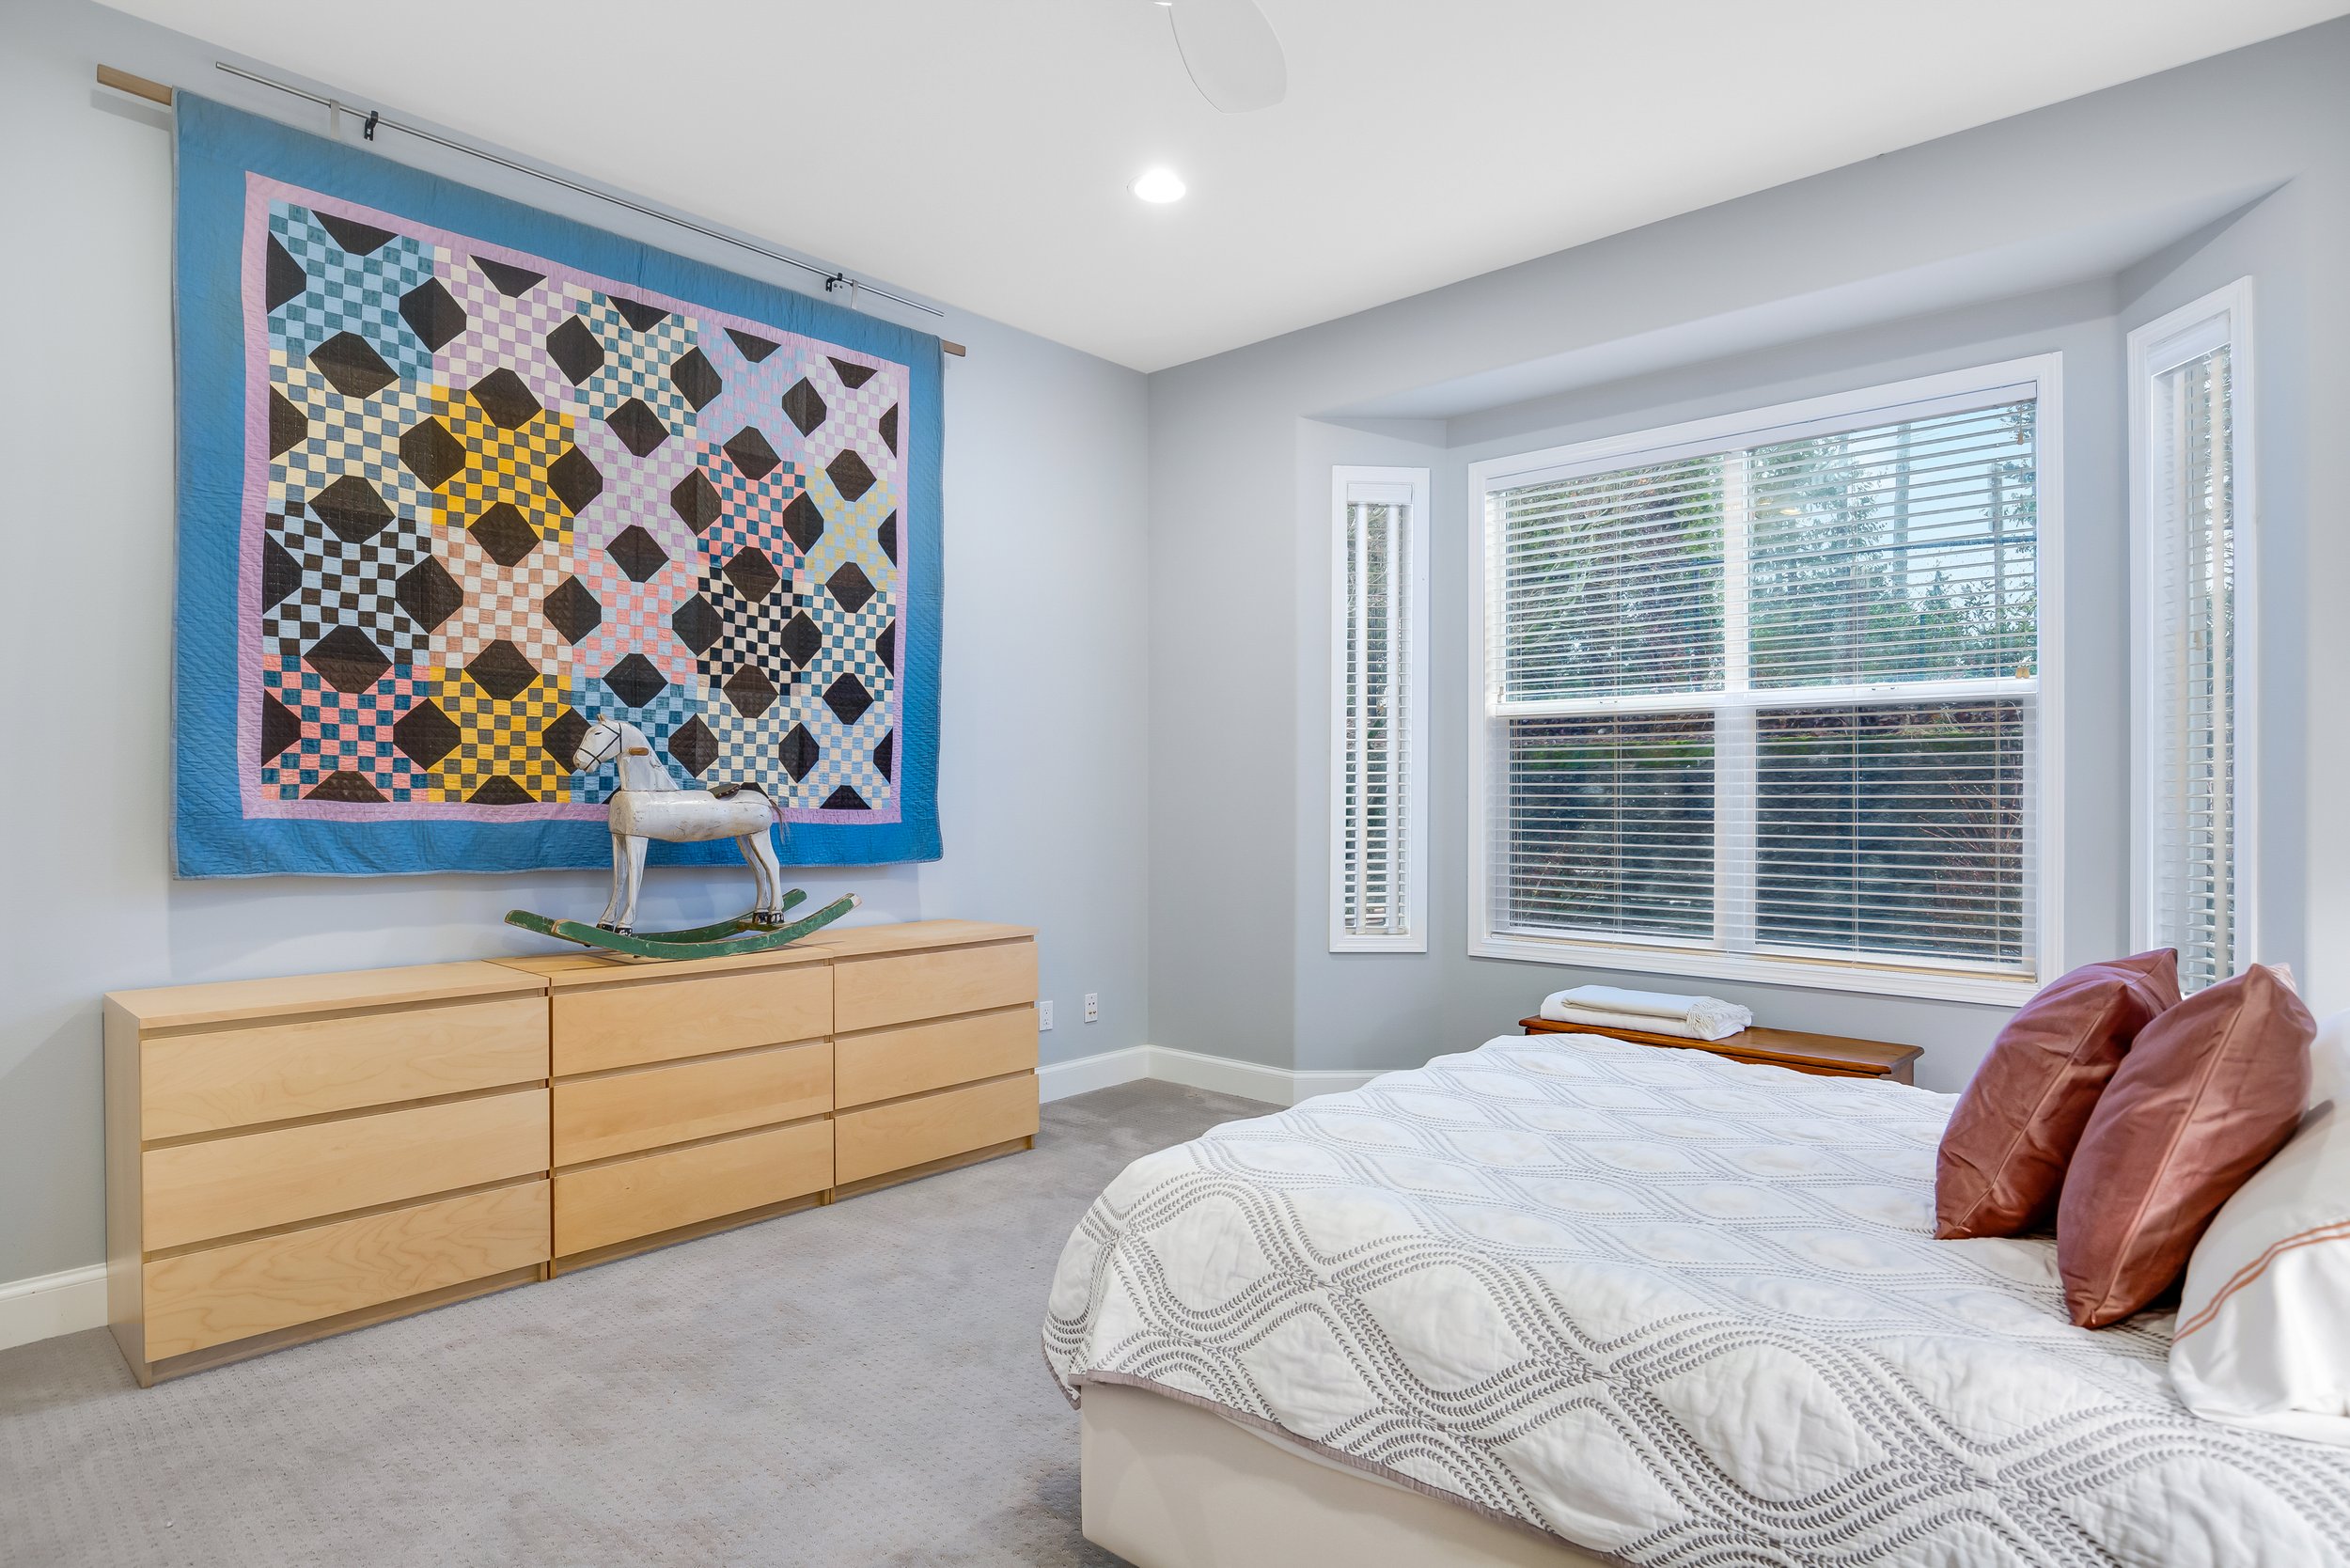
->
1540, 1005, 1728, 1041
1539, 985, 1752, 1042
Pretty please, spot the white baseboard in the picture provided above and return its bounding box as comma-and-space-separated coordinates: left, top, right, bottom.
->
1143, 1045, 1382, 1106
1042, 1044, 1383, 1108
1039, 1044, 1153, 1101
0, 1047, 1382, 1354
0, 1262, 106, 1353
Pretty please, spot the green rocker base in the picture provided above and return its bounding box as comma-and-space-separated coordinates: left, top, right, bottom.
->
504, 890, 859, 962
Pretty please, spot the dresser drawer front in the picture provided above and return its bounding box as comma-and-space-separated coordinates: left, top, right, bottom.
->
141, 997, 548, 1140
834, 1074, 1039, 1186
552, 1043, 830, 1167
554, 1120, 832, 1258
143, 1089, 550, 1251
835, 1008, 1037, 1109
832, 942, 1037, 1034
141, 1181, 549, 1360
551, 964, 829, 1076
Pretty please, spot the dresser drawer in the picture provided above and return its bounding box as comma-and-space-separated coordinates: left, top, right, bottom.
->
550, 964, 829, 1075
552, 1042, 830, 1167
141, 1181, 549, 1360
142, 1088, 550, 1251
141, 996, 547, 1140
554, 1119, 832, 1258
832, 942, 1037, 1034
834, 1073, 1039, 1185
835, 1008, 1037, 1108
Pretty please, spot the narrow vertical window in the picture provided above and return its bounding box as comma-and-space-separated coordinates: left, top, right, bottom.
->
1331, 467, 1430, 950
2132, 281, 2252, 993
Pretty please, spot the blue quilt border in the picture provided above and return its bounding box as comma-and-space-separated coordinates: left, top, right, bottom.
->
172, 94, 944, 877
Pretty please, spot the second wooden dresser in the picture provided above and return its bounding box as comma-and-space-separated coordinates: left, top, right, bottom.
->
829, 924, 1042, 1194
494, 919, 1039, 1271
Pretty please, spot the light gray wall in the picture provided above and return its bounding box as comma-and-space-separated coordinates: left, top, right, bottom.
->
1150, 18, 2350, 1090
1142, 376, 1296, 1068
0, 0, 1152, 1286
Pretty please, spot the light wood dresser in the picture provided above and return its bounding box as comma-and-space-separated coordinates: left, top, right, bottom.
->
103, 962, 554, 1387
104, 920, 1037, 1384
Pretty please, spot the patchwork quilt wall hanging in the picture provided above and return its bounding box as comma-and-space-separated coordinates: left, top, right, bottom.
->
173, 96, 942, 876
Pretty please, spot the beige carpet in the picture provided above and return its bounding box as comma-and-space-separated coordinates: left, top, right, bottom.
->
0, 1080, 1273, 1567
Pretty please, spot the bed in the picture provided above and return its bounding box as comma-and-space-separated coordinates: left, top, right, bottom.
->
1043, 1034, 2350, 1567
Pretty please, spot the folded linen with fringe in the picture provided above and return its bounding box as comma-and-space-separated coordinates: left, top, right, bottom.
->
1540, 984, 1751, 1041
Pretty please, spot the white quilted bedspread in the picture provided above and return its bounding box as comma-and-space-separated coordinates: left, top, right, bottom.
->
1042, 1036, 2350, 1566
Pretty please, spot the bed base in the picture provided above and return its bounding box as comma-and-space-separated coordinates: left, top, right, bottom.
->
1079, 1383, 1616, 1568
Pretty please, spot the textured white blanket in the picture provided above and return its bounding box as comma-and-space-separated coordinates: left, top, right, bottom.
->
1043, 1035, 2350, 1566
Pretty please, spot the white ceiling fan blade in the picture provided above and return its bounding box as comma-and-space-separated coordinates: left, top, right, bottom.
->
1167, 0, 1287, 114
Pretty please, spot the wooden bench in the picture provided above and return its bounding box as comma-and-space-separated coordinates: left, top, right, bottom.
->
1518, 1015, 1920, 1083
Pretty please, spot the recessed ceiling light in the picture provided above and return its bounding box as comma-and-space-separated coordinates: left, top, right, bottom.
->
1131, 167, 1187, 204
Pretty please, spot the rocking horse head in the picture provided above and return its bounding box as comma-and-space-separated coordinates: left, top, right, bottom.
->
571, 715, 631, 772
572, 717, 680, 792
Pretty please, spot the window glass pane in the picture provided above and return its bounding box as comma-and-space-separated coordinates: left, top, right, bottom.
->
1754, 700, 2028, 964
1340, 500, 1407, 936
2150, 345, 2235, 992
1503, 713, 1714, 939
1496, 456, 1725, 700
1748, 401, 2037, 688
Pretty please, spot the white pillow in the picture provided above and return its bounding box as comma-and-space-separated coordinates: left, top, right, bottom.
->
2169, 1011, 2350, 1444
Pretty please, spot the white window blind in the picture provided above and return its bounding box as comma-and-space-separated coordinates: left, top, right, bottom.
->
1472, 361, 2059, 1000
1331, 467, 1429, 950
2133, 283, 2252, 994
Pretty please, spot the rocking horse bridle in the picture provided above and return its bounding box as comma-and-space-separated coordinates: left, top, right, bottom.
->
573, 723, 622, 770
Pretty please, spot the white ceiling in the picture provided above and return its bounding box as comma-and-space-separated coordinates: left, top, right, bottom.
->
113, 0, 2350, 371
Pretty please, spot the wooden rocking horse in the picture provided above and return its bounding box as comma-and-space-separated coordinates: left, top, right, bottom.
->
504, 717, 857, 960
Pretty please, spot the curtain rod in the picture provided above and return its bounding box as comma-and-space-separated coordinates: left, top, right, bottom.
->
95, 63, 967, 357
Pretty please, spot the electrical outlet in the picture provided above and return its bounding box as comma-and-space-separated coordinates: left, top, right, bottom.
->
1039, 1000, 1055, 1030
1084, 992, 1100, 1024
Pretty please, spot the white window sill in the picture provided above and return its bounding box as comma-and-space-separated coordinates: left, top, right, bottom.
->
1330, 933, 1429, 954
1469, 930, 2038, 1007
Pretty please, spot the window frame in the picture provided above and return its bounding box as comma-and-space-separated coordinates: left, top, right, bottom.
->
1329, 465, 1433, 952
2127, 280, 2255, 982
1465, 356, 2066, 1004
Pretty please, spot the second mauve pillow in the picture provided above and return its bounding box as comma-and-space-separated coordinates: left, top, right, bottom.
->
1934, 949, 2179, 1240
2058, 964, 2315, 1329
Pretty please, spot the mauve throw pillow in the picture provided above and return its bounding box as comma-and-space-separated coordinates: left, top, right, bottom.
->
2058, 964, 2316, 1329
1934, 949, 2180, 1240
